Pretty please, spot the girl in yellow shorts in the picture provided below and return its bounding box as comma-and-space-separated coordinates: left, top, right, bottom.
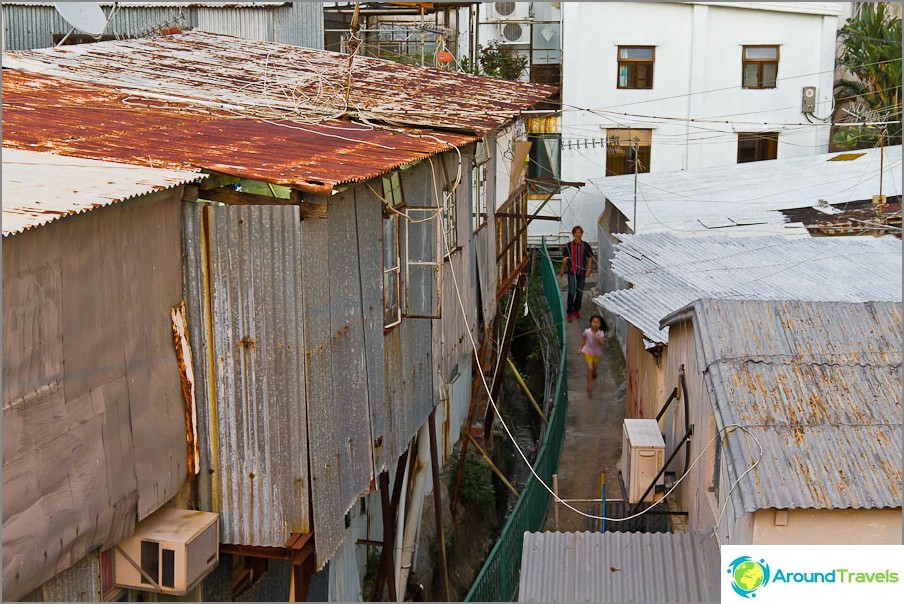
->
579, 315, 607, 394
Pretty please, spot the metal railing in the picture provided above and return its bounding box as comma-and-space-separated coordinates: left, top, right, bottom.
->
465, 240, 568, 602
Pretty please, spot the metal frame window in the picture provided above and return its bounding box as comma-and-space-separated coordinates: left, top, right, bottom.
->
737, 132, 778, 163
441, 187, 459, 257
471, 139, 489, 233
605, 128, 652, 176
617, 46, 655, 89
382, 172, 405, 329
742, 45, 779, 89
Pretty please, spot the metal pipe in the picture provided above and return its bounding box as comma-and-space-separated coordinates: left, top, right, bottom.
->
655, 388, 678, 422
398, 424, 431, 600
553, 474, 560, 530
599, 472, 606, 533
467, 435, 520, 498
393, 442, 412, 598
680, 366, 691, 474
506, 358, 548, 424
428, 410, 451, 601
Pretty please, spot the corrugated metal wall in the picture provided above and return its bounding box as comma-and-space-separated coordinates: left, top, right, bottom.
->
183, 202, 311, 547
3, 2, 323, 52
39, 552, 102, 602
2, 189, 187, 601
596, 202, 630, 356
1, 4, 195, 51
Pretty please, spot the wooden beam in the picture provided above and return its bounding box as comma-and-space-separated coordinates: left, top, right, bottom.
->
495, 212, 560, 221
291, 190, 329, 220
181, 183, 199, 203
428, 409, 451, 601
199, 173, 241, 190
200, 186, 297, 206
484, 277, 523, 434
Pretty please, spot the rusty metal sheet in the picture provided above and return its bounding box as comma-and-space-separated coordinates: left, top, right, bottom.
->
2, 191, 184, 601
182, 202, 310, 546
2, 148, 202, 237
5, 30, 557, 134
663, 299, 903, 512
354, 184, 390, 473
1, 70, 477, 196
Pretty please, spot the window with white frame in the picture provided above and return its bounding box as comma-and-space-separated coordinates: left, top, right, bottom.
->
382, 172, 404, 328
441, 187, 458, 256
471, 140, 489, 232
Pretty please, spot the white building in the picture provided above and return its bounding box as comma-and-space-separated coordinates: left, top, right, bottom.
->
525, 1, 844, 243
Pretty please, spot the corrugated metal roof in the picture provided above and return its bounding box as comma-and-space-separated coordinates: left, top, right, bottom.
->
518, 531, 720, 602
589, 146, 902, 235
594, 233, 902, 344
1, 69, 476, 195
2, 147, 201, 236
663, 299, 903, 512
3, 30, 557, 135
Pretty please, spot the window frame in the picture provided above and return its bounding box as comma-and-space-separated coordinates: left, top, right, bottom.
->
741, 45, 780, 89
605, 128, 653, 176
382, 171, 405, 330
441, 186, 459, 258
617, 45, 655, 90
737, 132, 778, 163
471, 140, 489, 234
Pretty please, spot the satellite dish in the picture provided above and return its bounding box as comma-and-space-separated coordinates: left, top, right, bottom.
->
53, 3, 108, 36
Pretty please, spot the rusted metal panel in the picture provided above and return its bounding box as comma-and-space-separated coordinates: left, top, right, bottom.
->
172, 301, 201, 477
39, 550, 102, 602
354, 184, 390, 473
5, 30, 557, 134
299, 203, 344, 568
1, 70, 477, 196
663, 299, 903, 513
325, 190, 374, 508
2, 148, 200, 239
2, 191, 185, 601
182, 202, 310, 547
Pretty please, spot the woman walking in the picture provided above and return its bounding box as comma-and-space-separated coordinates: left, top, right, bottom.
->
579, 314, 607, 394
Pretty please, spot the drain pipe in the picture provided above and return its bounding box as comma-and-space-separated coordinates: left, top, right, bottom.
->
393, 439, 413, 599
397, 421, 431, 600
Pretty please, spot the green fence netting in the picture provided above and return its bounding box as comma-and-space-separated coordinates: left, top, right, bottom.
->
465, 241, 568, 602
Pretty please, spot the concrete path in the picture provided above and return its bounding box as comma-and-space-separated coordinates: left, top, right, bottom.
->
544, 276, 626, 532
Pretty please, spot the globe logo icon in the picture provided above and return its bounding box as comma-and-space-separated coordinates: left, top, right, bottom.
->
727, 556, 771, 598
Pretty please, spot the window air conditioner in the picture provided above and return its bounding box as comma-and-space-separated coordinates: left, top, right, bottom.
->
113, 507, 220, 596
622, 419, 666, 504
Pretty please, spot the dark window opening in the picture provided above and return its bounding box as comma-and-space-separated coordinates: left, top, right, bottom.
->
617, 46, 655, 89
140, 541, 159, 586
738, 132, 778, 163
528, 134, 562, 180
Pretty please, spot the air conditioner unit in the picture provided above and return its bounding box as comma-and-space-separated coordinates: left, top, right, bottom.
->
113, 507, 219, 596
492, 2, 527, 20
622, 419, 666, 504
499, 22, 530, 45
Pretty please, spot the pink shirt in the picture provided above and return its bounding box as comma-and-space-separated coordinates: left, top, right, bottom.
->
581, 328, 605, 357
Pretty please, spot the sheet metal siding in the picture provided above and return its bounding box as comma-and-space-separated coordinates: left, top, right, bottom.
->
1, 4, 195, 51
682, 299, 903, 513
302, 189, 374, 568
2, 191, 185, 601
196, 7, 274, 41
596, 233, 903, 345
518, 531, 720, 602
354, 184, 390, 473
274, 1, 324, 49
39, 552, 101, 602
596, 204, 630, 356
183, 202, 310, 547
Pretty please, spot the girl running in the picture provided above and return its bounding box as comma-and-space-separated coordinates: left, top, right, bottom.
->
579, 314, 607, 394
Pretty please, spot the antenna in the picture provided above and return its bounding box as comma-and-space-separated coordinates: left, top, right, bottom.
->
53, 3, 108, 36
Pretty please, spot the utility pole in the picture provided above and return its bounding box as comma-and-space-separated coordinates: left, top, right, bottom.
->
632, 137, 640, 230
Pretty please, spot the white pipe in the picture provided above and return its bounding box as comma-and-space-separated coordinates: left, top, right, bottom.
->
397, 422, 431, 600
393, 437, 412, 598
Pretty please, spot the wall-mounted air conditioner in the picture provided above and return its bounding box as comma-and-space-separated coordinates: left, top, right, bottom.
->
498, 21, 530, 45
113, 507, 219, 596
622, 419, 666, 504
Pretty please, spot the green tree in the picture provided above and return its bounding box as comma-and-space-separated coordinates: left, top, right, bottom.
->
834, 3, 902, 149
461, 41, 528, 81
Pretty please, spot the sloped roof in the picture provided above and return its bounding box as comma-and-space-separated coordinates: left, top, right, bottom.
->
662, 299, 903, 513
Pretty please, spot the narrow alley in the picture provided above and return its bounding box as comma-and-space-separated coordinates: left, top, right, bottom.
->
544, 273, 626, 532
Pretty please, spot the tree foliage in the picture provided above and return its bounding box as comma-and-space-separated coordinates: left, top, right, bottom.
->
834, 3, 902, 149
461, 41, 528, 81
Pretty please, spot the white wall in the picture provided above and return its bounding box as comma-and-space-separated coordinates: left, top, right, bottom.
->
751, 508, 903, 545
555, 1, 840, 243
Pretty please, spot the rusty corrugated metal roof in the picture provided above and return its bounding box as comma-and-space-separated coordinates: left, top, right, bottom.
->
662, 299, 903, 512
518, 531, 720, 602
2, 147, 202, 236
1, 70, 477, 194
3, 30, 557, 134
